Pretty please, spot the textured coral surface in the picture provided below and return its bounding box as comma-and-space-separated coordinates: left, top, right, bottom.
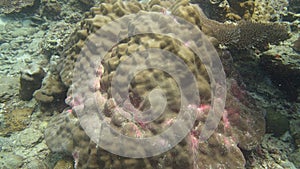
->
39, 0, 293, 168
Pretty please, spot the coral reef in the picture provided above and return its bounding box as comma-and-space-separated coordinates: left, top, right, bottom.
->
197, 6, 290, 50
0, 0, 36, 14
0, 0, 294, 168
42, 0, 268, 168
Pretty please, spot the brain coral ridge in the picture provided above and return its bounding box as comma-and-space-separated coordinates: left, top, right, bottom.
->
42, 0, 269, 168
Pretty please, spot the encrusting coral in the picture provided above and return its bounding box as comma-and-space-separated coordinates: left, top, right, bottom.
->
40, 0, 291, 168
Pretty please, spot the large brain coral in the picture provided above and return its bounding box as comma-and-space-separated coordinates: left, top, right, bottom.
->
43, 0, 267, 168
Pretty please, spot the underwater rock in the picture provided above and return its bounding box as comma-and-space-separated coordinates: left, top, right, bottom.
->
289, 149, 300, 169
292, 36, 300, 53
25, 159, 49, 169
0, 76, 19, 103
19, 64, 46, 101
79, 0, 95, 6
0, 0, 36, 14
282, 11, 300, 22
33, 73, 67, 113
289, 0, 300, 13
0, 107, 33, 136
0, 152, 24, 168
290, 119, 300, 148
53, 159, 74, 169
40, 0, 62, 19
10, 26, 37, 38
260, 53, 300, 101
256, 134, 297, 168
265, 108, 289, 137
18, 128, 43, 147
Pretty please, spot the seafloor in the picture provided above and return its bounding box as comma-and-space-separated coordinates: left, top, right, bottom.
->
0, 0, 299, 169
